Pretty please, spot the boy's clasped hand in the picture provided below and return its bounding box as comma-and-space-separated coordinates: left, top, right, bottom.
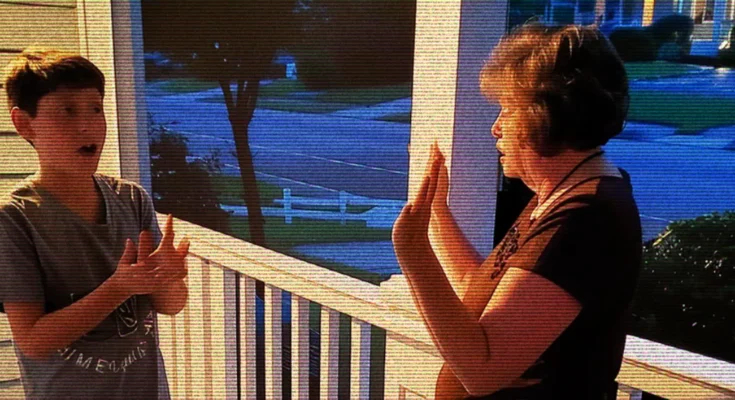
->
112, 215, 190, 297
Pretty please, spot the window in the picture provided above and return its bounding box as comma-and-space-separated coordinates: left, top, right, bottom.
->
141, 0, 416, 284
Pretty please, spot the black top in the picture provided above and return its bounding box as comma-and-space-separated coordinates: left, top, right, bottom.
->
473, 169, 642, 400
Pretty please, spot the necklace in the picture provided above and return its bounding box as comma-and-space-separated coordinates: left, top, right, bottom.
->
531, 150, 604, 222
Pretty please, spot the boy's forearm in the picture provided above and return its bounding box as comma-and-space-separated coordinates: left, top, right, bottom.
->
22, 278, 129, 359
151, 279, 188, 315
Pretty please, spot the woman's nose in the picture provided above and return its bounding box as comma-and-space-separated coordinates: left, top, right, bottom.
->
491, 118, 502, 139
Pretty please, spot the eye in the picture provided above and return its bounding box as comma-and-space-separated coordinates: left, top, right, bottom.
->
64, 107, 74, 114
93, 107, 102, 114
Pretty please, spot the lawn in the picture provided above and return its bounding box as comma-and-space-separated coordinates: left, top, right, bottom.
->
624, 61, 710, 80
314, 83, 411, 105
628, 90, 735, 134
377, 112, 411, 124
227, 216, 393, 284
152, 78, 220, 94
176, 77, 410, 114
210, 174, 283, 206
199, 96, 356, 114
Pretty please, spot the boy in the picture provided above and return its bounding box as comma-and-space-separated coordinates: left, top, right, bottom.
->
0, 48, 189, 399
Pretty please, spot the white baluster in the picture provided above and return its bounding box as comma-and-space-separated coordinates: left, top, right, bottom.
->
351, 318, 372, 399
265, 285, 283, 399
177, 264, 191, 399
239, 275, 257, 400
617, 383, 643, 400
223, 269, 239, 400
291, 295, 311, 400
188, 258, 206, 397
320, 307, 340, 400
157, 311, 176, 395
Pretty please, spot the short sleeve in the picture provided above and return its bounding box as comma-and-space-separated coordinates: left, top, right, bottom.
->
0, 207, 44, 312
529, 206, 619, 308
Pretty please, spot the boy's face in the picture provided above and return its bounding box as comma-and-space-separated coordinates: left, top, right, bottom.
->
20, 86, 106, 180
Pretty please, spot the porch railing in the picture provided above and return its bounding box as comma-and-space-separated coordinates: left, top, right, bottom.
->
1, 215, 733, 399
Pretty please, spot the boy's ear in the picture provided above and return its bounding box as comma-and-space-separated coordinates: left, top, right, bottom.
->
10, 107, 35, 145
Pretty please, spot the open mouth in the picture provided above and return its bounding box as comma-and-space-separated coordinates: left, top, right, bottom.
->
78, 144, 98, 155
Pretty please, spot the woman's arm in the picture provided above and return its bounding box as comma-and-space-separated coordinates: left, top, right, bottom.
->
427, 153, 484, 297
393, 147, 580, 396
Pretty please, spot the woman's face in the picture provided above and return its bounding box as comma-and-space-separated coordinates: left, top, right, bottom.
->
491, 106, 540, 182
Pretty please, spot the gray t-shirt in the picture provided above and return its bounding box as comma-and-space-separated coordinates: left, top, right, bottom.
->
0, 174, 170, 400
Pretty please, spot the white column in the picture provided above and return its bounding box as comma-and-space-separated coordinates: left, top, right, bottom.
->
320, 307, 340, 400
411, 0, 506, 259
291, 296, 311, 400
239, 276, 257, 400
264, 285, 283, 399
350, 319, 372, 400
76, 0, 122, 179
109, 0, 151, 189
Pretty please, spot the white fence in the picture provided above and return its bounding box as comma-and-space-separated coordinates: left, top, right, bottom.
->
221, 189, 405, 229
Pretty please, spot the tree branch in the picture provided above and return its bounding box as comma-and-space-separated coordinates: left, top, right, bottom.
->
219, 80, 235, 117
236, 79, 245, 114
243, 78, 261, 125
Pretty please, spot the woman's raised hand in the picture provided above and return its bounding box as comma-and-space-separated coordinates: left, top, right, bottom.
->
392, 142, 444, 257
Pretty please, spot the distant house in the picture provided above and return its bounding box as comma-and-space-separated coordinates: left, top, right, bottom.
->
273, 51, 297, 80
545, 0, 734, 44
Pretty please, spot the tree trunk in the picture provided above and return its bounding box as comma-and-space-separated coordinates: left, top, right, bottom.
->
222, 79, 267, 246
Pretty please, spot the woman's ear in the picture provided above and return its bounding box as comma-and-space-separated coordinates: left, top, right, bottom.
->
10, 107, 35, 145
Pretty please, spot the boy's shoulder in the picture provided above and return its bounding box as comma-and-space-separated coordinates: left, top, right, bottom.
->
94, 174, 151, 199
0, 178, 42, 216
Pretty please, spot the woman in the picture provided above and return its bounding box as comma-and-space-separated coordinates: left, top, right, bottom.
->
392, 24, 642, 399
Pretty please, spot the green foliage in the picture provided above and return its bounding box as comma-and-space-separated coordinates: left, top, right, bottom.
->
627, 90, 735, 134
629, 212, 735, 363
624, 61, 707, 80
227, 216, 392, 251
148, 115, 230, 233
209, 174, 282, 207
609, 27, 658, 62
292, 0, 416, 90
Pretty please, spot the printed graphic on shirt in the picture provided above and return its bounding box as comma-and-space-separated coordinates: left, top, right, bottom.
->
115, 297, 139, 337
57, 340, 150, 374
57, 297, 156, 374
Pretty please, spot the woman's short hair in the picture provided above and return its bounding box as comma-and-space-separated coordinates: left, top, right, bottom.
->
480, 24, 629, 157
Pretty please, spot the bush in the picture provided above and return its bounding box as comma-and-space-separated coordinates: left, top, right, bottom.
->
609, 27, 658, 62
629, 212, 735, 363
148, 115, 231, 233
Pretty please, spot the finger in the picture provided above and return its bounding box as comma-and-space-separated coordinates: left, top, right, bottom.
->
176, 236, 191, 257
119, 239, 137, 265
423, 143, 436, 178
434, 144, 444, 159
162, 214, 175, 247
420, 156, 442, 206
435, 163, 449, 200
138, 230, 155, 262
414, 173, 432, 208
421, 159, 441, 222
134, 264, 153, 273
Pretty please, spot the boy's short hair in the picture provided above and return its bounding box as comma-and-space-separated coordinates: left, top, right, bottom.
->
480, 24, 629, 157
3, 47, 105, 118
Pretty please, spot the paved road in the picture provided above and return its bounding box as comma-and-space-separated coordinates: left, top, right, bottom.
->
147, 90, 410, 199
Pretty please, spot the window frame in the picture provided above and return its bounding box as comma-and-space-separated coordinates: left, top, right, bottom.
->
104, 0, 507, 262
